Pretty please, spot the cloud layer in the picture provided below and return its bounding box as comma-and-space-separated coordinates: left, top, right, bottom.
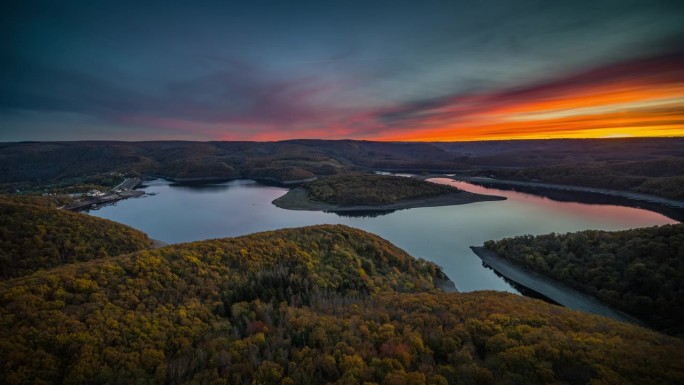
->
1, 0, 683, 141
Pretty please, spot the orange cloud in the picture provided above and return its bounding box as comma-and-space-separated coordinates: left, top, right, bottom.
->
117, 52, 684, 142
373, 53, 684, 141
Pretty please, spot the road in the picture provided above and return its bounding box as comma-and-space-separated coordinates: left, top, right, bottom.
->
112, 177, 141, 191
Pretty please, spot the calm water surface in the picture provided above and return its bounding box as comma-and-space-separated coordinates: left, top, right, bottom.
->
89, 178, 677, 293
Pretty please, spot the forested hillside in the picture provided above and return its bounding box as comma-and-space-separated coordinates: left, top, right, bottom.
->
2, 138, 683, 200
305, 173, 460, 206
484, 224, 684, 335
488, 158, 684, 200
1, 225, 682, 385
0, 196, 151, 278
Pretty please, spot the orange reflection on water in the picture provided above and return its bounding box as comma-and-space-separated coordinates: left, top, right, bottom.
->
429, 178, 678, 226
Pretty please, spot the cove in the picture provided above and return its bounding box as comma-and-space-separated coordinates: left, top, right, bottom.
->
88, 178, 677, 293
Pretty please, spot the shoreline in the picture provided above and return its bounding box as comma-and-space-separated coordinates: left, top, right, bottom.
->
149, 175, 316, 187
64, 177, 145, 211
470, 246, 643, 325
453, 176, 684, 209
65, 190, 145, 211
272, 187, 506, 212
151, 238, 168, 248
434, 275, 458, 293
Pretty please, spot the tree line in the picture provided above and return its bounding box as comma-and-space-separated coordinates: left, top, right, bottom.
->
485, 224, 684, 335
305, 174, 460, 206
489, 157, 684, 200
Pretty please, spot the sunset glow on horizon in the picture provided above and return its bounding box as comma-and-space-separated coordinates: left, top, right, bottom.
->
211, 57, 684, 143
372, 53, 684, 142
2, 1, 683, 142
376, 86, 684, 142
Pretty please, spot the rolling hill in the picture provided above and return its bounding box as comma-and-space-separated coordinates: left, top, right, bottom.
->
0, 196, 152, 279
1, 224, 682, 384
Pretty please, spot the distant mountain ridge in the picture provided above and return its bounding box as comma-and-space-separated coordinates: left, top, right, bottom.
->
1, 137, 683, 199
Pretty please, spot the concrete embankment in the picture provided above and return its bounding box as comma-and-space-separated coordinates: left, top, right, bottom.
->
471, 246, 643, 326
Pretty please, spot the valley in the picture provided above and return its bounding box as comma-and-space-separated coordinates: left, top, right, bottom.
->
1, 138, 683, 384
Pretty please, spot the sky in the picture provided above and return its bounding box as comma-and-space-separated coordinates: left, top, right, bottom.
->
1, 0, 683, 142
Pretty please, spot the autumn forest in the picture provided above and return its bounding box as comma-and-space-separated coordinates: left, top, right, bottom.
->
1, 196, 683, 384
0, 138, 683, 384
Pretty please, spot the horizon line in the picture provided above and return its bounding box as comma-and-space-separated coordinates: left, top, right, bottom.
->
2, 135, 684, 145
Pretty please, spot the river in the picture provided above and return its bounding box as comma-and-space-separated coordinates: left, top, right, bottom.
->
88, 178, 677, 293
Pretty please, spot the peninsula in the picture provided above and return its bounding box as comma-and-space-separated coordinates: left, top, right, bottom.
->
475, 224, 684, 336
273, 173, 505, 212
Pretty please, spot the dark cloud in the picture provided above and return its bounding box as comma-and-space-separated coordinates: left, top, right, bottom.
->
374, 49, 684, 127
1, 0, 683, 140
0, 57, 344, 129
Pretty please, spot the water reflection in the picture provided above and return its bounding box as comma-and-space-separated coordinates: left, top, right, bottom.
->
163, 179, 259, 191
434, 178, 679, 224
457, 179, 684, 222
329, 209, 396, 218
89, 178, 677, 293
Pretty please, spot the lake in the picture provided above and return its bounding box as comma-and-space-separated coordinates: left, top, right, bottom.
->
89, 178, 677, 293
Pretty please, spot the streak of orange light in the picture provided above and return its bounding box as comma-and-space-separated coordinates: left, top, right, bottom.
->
377, 77, 684, 142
